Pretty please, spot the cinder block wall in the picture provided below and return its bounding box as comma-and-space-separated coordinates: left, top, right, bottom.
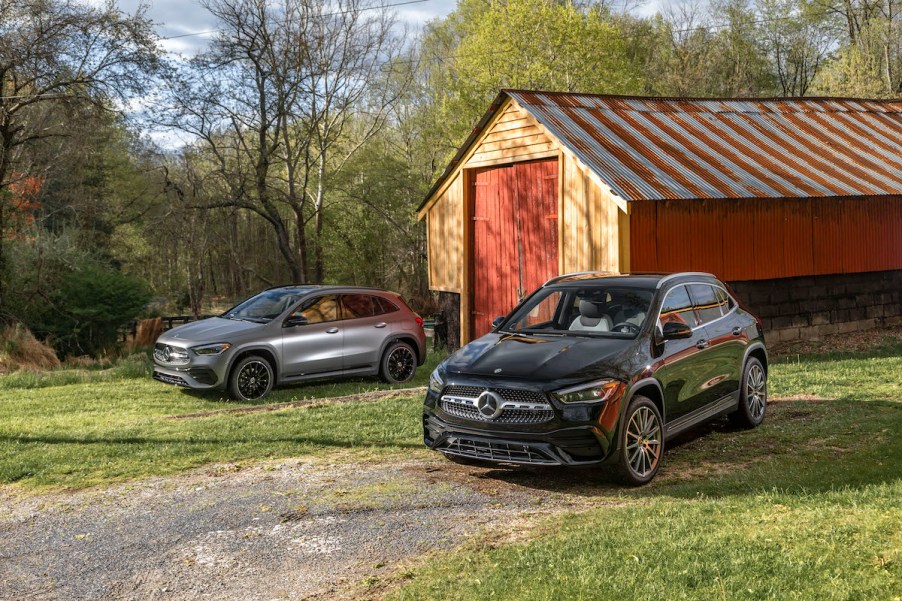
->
728, 270, 902, 343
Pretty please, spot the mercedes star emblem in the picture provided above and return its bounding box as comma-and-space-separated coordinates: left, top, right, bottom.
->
476, 390, 503, 420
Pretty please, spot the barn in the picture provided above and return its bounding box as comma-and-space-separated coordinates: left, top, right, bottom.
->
418, 90, 902, 348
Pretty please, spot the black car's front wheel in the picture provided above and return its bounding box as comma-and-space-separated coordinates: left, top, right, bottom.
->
730, 357, 767, 428
229, 355, 274, 401
616, 395, 664, 486
380, 341, 417, 384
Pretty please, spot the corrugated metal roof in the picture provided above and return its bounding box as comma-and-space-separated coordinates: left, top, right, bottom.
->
419, 91, 902, 207
506, 90, 902, 201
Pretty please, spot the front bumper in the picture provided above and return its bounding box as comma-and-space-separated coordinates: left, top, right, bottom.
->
423, 411, 614, 466
152, 364, 224, 390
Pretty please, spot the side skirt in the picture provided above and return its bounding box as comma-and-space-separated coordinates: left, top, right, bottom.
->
664, 392, 739, 441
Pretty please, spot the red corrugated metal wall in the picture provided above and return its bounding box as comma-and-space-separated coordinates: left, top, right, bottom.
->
630, 197, 902, 280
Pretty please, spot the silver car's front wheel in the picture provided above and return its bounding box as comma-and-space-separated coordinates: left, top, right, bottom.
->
229, 355, 274, 401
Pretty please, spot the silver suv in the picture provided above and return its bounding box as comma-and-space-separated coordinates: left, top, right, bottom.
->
152, 286, 427, 400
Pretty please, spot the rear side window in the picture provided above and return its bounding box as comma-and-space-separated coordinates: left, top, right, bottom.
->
341, 294, 375, 319
374, 296, 400, 315
688, 284, 722, 325
714, 286, 734, 313
659, 285, 696, 327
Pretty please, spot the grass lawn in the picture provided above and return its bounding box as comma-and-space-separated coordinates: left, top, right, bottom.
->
1, 342, 900, 599
0, 350, 444, 488
390, 345, 902, 601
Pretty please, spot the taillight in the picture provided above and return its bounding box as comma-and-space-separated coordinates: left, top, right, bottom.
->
415, 314, 424, 328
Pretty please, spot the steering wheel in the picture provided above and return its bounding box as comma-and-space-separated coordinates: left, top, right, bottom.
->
612, 322, 640, 334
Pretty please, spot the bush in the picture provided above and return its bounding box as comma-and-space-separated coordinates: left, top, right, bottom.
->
0, 323, 60, 372
45, 265, 152, 357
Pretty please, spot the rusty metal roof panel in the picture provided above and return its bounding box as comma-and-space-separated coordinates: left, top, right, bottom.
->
505, 90, 902, 201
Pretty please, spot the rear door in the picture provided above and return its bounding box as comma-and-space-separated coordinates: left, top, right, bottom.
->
655, 284, 714, 421
690, 283, 746, 402
281, 295, 344, 378
339, 294, 389, 371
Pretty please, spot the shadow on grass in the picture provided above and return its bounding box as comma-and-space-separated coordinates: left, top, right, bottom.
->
445, 398, 902, 498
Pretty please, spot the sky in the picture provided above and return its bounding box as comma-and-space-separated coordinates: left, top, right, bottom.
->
114, 0, 459, 56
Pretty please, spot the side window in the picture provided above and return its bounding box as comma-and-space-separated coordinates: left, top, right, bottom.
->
295, 295, 339, 324
689, 284, 722, 325
714, 286, 733, 313
374, 296, 399, 315
341, 294, 375, 319
659, 285, 696, 328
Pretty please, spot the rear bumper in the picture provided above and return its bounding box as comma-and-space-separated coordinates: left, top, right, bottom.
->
423, 411, 613, 466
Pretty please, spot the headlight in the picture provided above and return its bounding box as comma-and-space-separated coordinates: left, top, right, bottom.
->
552, 379, 623, 404
428, 368, 445, 394
191, 343, 232, 356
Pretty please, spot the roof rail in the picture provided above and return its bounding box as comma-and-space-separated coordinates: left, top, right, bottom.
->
655, 272, 717, 289
543, 271, 618, 286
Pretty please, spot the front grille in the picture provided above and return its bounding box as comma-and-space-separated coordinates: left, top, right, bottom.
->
154, 343, 189, 365
439, 436, 559, 465
440, 386, 554, 424
443, 385, 547, 404
153, 371, 189, 387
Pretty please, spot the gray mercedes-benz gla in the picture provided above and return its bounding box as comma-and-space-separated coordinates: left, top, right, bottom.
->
152, 286, 427, 400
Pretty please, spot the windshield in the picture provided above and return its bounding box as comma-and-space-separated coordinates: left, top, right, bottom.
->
501, 286, 654, 338
223, 289, 307, 323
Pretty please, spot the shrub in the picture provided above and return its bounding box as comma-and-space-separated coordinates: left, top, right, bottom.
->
0, 323, 60, 372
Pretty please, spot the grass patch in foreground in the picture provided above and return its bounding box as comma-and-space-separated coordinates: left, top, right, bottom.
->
393, 484, 901, 601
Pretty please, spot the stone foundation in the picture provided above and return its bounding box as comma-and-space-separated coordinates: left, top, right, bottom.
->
727, 270, 902, 343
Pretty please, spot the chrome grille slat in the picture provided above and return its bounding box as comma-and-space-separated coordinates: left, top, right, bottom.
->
439, 386, 554, 424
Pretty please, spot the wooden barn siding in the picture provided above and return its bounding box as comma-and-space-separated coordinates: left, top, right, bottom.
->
629, 197, 902, 280
426, 172, 464, 293
560, 156, 623, 274
465, 103, 556, 168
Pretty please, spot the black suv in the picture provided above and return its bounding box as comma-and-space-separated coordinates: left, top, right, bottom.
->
423, 272, 767, 485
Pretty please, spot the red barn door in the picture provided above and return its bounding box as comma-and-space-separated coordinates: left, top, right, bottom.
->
471, 158, 558, 338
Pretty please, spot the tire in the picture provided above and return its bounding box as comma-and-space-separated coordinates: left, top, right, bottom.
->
730, 357, 767, 428
380, 341, 417, 384
615, 395, 664, 486
229, 355, 274, 401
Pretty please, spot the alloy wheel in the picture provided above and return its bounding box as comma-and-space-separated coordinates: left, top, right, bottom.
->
388, 346, 415, 382
237, 360, 271, 400
746, 363, 767, 420
625, 406, 662, 478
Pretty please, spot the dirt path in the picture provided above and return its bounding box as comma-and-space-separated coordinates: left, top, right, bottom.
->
0, 452, 610, 601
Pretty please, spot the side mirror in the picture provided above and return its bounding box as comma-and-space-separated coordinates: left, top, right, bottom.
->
491, 316, 505, 328
283, 315, 308, 328
661, 321, 692, 340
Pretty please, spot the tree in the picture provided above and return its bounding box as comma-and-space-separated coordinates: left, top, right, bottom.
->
0, 0, 160, 315
165, 0, 408, 286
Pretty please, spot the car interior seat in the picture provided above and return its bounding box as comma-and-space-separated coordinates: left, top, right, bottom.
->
569, 300, 613, 332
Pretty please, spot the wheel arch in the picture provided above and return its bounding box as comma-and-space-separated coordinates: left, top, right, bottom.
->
379, 334, 423, 364
743, 342, 768, 375
227, 346, 279, 383
624, 377, 666, 423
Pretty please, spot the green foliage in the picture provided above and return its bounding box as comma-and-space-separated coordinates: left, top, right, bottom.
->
47, 264, 151, 357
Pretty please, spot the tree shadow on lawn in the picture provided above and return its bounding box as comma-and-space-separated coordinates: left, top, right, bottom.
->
0, 433, 422, 450
444, 398, 902, 499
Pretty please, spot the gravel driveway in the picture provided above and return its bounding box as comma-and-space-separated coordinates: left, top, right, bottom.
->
0, 452, 607, 600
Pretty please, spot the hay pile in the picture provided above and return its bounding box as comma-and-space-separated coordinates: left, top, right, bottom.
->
0, 323, 60, 372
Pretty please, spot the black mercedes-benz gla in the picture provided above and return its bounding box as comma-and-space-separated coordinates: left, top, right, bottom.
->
423, 272, 768, 485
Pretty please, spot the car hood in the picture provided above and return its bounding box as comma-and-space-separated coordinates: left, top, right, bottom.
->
160, 317, 262, 344
444, 332, 634, 383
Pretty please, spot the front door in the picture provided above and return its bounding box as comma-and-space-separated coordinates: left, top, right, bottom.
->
471, 158, 559, 338
281, 294, 344, 378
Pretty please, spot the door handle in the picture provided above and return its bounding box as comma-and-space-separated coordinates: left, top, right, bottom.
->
732, 327, 743, 336
374, 322, 387, 328
326, 328, 339, 334
696, 339, 709, 349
